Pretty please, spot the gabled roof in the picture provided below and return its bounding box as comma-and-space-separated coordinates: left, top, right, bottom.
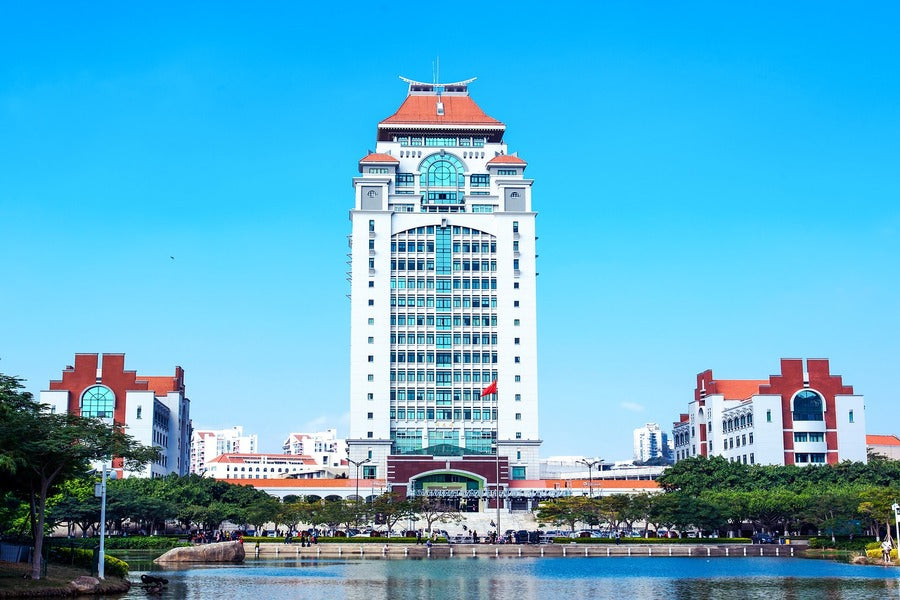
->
867, 434, 900, 446
380, 94, 503, 128
359, 152, 399, 164
487, 154, 526, 166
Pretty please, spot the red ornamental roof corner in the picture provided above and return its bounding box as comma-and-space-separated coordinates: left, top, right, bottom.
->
360, 152, 399, 163
487, 154, 527, 166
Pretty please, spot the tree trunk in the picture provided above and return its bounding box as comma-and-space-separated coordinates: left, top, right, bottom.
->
31, 480, 49, 580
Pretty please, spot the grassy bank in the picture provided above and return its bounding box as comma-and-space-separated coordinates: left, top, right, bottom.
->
0, 561, 130, 598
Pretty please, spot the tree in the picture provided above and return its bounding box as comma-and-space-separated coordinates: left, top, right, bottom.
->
535, 496, 596, 532
656, 456, 748, 495
859, 485, 900, 542
370, 491, 417, 536
48, 477, 101, 537
0, 374, 158, 579
409, 496, 463, 534
245, 495, 282, 535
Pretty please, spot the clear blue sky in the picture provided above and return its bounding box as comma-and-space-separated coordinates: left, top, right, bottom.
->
2, 2, 898, 459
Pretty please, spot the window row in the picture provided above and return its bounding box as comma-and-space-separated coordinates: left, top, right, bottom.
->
795, 453, 826, 464
391, 297, 496, 310
391, 279, 498, 292
390, 387, 498, 402
390, 259, 497, 272
390, 370, 497, 383
722, 413, 753, 432
391, 351, 497, 363
391, 241, 498, 253
391, 408, 497, 421
794, 432, 825, 443
394, 225, 489, 237
397, 136, 486, 147
725, 433, 753, 450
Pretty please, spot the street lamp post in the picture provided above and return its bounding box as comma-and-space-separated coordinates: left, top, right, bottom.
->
577, 458, 602, 498
891, 502, 900, 546
347, 458, 370, 527
97, 461, 108, 579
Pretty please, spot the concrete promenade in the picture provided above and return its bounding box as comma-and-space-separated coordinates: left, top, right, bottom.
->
251, 542, 802, 559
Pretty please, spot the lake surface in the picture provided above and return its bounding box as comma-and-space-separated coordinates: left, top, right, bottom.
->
115, 556, 900, 600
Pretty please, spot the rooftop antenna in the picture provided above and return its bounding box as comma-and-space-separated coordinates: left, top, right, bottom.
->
434, 56, 445, 115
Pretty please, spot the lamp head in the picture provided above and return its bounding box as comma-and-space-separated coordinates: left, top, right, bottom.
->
892, 503, 900, 512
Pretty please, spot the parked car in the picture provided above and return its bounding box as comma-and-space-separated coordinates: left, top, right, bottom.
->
752, 533, 776, 544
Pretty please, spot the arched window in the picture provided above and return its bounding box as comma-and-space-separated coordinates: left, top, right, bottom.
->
80, 385, 115, 419
793, 390, 824, 421
419, 153, 464, 187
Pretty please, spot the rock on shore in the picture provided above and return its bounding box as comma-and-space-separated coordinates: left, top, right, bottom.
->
154, 541, 245, 564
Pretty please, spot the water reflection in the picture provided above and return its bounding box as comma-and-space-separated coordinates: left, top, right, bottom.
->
114, 557, 899, 600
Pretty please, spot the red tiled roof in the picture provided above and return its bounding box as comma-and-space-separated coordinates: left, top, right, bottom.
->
380, 95, 503, 127
867, 434, 900, 446
715, 380, 766, 400
233, 478, 386, 489
141, 376, 178, 396
487, 154, 526, 165
208, 453, 318, 465
359, 153, 399, 163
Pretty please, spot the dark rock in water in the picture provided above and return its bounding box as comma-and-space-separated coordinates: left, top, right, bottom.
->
70, 575, 100, 593
154, 540, 245, 563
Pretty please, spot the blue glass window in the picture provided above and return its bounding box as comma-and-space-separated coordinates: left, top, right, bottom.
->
793, 390, 824, 421
80, 385, 115, 419
420, 153, 464, 187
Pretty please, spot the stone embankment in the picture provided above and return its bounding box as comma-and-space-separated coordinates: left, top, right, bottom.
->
251, 542, 801, 559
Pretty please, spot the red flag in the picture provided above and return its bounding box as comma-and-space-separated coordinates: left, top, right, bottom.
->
480, 379, 497, 397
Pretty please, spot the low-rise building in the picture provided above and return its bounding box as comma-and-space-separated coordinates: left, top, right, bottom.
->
672, 358, 866, 466
204, 452, 345, 480
867, 434, 900, 460
190, 426, 258, 475
282, 429, 345, 468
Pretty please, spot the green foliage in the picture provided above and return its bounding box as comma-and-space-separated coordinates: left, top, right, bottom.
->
62, 536, 189, 550
49, 547, 129, 578
658, 455, 900, 494
0, 373, 158, 579
808, 536, 876, 551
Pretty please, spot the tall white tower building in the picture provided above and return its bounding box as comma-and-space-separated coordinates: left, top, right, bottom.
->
347, 78, 540, 491
633, 423, 668, 463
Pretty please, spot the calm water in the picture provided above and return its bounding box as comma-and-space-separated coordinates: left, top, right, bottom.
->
115, 557, 900, 600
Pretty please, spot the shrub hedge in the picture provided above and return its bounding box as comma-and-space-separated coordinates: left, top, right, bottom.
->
55, 536, 188, 550
807, 536, 876, 551
49, 547, 129, 578
552, 537, 753, 544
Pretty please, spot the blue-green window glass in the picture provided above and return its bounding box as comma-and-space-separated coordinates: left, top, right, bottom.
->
511, 466, 526, 480
420, 154, 464, 187
464, 429, 496, 454
396, 173, 415, 187
470, 174, 490, 187
436, 227, 451, 273
793, 390, 824, 421
80, 385, 115, 419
